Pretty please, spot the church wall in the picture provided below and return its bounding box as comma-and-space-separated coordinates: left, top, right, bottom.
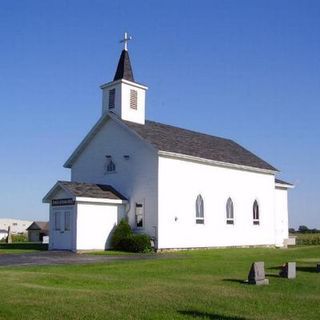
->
76, 202, 125, 250
274, 187, 289, 246
71, 119, 158, 239
157, 156, 279, 249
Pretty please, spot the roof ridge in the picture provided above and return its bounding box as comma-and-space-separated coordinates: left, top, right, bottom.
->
144, 119, 234, 142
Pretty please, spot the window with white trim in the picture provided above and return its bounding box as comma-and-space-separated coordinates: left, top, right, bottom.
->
253, 200, 260, 225
135, 203, 144, 228
196, 194, 204, 224
226, 197, 234, 225
130, 89, 138, 109
108, 89, 115, 109
55, 211, 61, 230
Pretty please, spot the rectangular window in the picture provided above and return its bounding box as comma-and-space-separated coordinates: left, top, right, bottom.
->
54, 211, 61, 230
130, 89, 138, 109
108, 89, 115, 109
135, 203, 144, 228
64, 211, 71, 231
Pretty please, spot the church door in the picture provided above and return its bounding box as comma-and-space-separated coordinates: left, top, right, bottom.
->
52, 207, 73, 250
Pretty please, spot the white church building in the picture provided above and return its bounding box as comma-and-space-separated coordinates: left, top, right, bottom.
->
43, 34, 293, 251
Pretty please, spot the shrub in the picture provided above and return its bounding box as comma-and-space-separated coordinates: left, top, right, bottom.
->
11, 233, 28, 242
125, 234, 152, 253
111, 219, 153, 253
111, 219, 133, 251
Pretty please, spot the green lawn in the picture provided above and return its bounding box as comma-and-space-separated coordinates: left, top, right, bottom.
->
0, 246, 319, 320
0, 249, 41, 255
0, 243, 48, 254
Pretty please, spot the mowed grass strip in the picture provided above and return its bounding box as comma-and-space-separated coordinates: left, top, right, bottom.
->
0, 246, 319, 320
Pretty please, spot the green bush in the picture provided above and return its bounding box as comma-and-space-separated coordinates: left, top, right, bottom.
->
111, 219, 133, 250
111, 219, 152, 253
11, 233, 28, 242
126, 234, 152, 253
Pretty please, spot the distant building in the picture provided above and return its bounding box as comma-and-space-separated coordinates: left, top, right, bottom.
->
0, 219, 32, 238
0, 229, 8, 240
27, 221, 49, 242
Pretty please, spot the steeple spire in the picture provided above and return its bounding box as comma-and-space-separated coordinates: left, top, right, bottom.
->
113, 49, 134, 82
113, 32, 134, 82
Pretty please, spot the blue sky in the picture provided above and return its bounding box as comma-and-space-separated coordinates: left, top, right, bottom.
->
0, 0, 319, 228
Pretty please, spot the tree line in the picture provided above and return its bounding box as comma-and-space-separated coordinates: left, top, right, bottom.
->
289, 225, 320, 234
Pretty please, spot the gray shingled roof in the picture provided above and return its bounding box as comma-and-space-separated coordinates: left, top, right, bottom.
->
113, 50, 134, 82
275, 178, 293, 186
123, 119, 277, 171
59, 181, 127, 200
27, 221, 49, 231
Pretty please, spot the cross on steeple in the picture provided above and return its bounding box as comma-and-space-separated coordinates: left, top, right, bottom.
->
120, 32, 132, 51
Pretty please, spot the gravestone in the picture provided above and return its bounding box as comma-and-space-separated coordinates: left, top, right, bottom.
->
248, 261, 269, 285
279, 262, 296, 279
317, 263, 320, 273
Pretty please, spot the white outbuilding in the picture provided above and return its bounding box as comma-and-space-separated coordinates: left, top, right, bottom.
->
43, 35, 294, 251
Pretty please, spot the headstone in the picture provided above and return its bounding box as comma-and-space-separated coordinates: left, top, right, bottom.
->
316, 263, 320, 273
279, 262, 296, 279
248, 261, 269, 285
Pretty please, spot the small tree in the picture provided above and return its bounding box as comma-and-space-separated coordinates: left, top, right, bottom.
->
298, 225, 309, 233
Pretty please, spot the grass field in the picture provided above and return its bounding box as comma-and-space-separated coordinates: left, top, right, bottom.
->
0, 243, 48, 254
0, 246, 319, 320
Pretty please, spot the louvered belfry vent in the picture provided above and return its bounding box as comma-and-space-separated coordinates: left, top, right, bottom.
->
108, 89, 115, 109
130, 89, 138, 109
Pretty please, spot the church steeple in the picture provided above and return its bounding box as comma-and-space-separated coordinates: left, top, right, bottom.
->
113, 49, 134, 82
100, 32, 148, 125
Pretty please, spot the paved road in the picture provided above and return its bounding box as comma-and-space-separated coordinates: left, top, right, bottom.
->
0, 251, 165, 267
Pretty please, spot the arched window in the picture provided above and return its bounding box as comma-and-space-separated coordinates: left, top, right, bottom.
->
196, 195, 204, 224
253, 200, 260, 225
104, 155, 116, 174
226, 197, 234, 224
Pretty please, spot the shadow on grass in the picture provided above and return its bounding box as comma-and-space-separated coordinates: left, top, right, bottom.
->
178, 310, 247, 320
265, 273, 280, 278
268, 265, 319, 274
296, 266, 319, 273
222, 278, 246, 284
